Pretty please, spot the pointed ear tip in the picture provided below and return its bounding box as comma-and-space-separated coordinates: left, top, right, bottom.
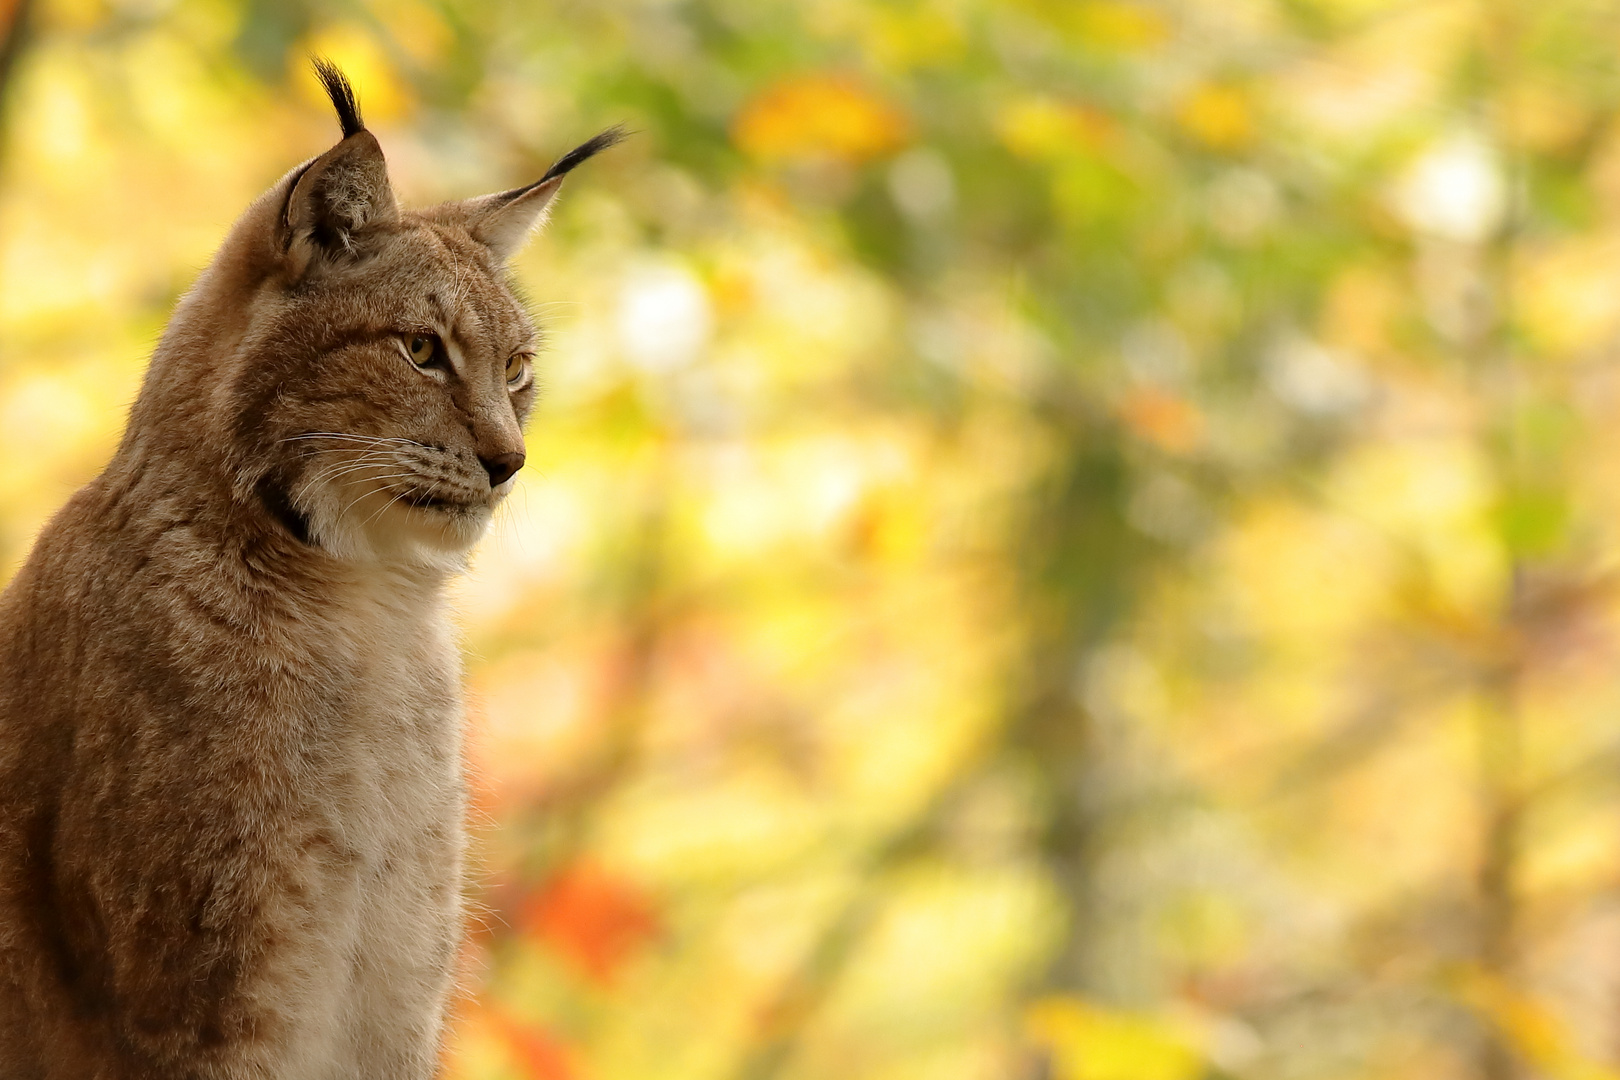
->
537, 125, 631, 185
310, 56, 365, 139
590, 124, 633, 157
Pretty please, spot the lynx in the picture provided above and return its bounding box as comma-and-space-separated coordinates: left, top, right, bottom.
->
0, 62, 620, 1078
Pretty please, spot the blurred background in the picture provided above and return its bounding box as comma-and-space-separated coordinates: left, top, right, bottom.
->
5, 0, 1620, 1077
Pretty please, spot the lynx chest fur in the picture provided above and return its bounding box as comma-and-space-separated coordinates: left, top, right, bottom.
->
0, 64, 620, 1080
260, 571, 467, 1078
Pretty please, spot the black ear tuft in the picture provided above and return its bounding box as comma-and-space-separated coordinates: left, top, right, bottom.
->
539, 125, 630, 184
450, 125, 627, 260
312, 58, 364, 139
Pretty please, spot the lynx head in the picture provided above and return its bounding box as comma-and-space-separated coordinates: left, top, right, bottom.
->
127, 61, 622, 572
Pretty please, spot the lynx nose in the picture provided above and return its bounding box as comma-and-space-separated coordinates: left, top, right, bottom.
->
481, 451, 525, 488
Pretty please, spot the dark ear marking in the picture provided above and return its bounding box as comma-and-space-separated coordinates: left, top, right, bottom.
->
538, 126, 629, 187
312, 58, 365, 139
278, 73, 397, 277
486, 125, 630, 210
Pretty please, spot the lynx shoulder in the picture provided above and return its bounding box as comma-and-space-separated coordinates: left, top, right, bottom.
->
0, 62, 619, 1079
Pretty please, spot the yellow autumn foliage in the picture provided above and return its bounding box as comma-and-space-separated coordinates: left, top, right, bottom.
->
1026, 998, 1205, 1080
733, 74, 908, 164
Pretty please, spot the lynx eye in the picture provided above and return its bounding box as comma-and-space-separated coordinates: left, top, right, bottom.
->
505, 353, 531, 387
403, 334, 441, 370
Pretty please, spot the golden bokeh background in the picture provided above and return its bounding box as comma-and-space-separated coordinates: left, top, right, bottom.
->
5, 1, 1620, 1078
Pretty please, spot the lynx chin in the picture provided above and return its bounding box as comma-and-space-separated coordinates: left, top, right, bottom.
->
0, 62, 621, 1079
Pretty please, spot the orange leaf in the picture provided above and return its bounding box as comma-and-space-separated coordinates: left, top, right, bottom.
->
1119, 388, 1204, 453
488, 1010, 581, 1080
523, 862, 660, 986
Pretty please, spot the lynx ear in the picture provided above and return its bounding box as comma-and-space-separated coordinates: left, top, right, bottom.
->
458, 127, 626, 260
280, 61, 398, 278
